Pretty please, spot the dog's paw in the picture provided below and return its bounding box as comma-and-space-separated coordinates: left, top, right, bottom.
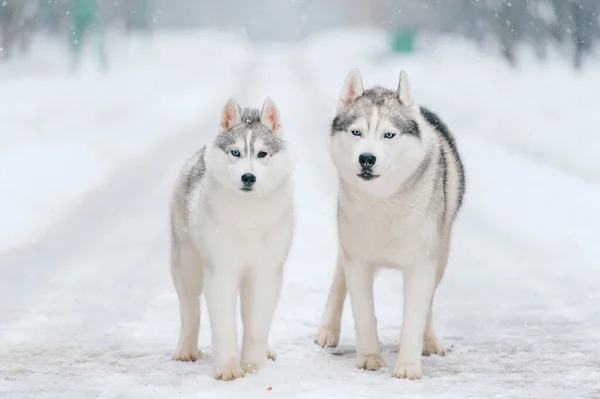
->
391, 362, 422, 380
172, 346, 201, 362
215, 359, 246, 381
357, 353, 386, 371
241, 354, 267, 375
422, 335, 446, 356
313, 326, 340, 348
241, 361, 261, 374
266, 348, 277, 361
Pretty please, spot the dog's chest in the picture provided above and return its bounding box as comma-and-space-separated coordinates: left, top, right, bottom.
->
338, 194, 432, 268
195, 192, 294, 260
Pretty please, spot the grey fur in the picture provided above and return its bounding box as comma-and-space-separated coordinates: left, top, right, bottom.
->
436, 145, 448, 227
214, 107, 285, 156
420, 106, 465, 211
403, 107, 465, 230
170, 147, 207, 229
183, 146, 206, 194
331, 87, 420, 138
404, 149, 433, 191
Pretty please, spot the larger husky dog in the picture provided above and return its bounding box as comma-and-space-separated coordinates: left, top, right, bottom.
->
170, 97, 294, 381
314, 69, 465, 379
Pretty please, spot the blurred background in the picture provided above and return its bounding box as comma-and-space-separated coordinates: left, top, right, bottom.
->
1, 0, 599, 67
1, 1, 600, 398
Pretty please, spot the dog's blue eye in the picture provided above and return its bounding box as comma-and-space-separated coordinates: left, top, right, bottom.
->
257, 151, 267, 158
351, 130, 362, 136
384, 132, 396, 139
231, 150, 241, 157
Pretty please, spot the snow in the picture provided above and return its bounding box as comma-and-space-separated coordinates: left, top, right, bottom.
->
1, 29, 600, 399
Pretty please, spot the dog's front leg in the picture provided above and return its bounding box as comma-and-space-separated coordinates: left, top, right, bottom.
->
392, 261, 437, 380
240, 262, 283, 374
343, 254, 385, 371
204, 260, 244, 381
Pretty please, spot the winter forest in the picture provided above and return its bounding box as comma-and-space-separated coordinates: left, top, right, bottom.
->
1, 1, 599, 399
1, 0, 600, 68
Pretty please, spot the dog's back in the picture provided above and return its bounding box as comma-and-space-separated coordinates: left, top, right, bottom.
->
419, 106, 465, 231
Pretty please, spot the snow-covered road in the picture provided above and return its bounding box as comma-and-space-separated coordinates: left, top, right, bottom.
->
1, 31, 599, 399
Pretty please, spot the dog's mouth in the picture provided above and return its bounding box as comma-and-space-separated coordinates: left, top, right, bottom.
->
357, 170, 380, 181
240, 187, 254, 192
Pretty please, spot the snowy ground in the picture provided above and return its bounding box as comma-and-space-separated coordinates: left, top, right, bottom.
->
1, 29, 599, 399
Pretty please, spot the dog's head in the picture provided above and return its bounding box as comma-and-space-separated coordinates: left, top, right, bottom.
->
329, 69, 429, 197
207, 97, 292, 195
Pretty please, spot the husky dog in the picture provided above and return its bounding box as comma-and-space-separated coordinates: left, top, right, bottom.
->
170, 97, 294, 381
314, 69, 465, 379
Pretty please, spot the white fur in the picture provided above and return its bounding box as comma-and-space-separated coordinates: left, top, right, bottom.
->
170, 98, 294, 381
315, 70, 462, 380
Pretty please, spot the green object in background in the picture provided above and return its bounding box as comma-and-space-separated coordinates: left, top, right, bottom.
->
391, 29, 415, 53
72, 0, 100, 18
70, 0, 107, 71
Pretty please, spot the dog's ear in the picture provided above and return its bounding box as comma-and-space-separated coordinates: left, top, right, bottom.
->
260, 97, 282, 134
219, 97, 242, 132
397, 71, 415, 107
338, 68, 364, 112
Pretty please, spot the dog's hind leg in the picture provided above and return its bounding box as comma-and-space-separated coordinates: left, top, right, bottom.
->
422, 234, 451, 357
314, 251, 347, 348
171, 241, 203, 362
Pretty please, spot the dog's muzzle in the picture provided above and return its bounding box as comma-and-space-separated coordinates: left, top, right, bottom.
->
357, 168, 379, 181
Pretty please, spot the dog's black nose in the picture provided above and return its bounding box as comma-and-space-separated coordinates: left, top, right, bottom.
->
241, 173, 256, 186
359, 153, 377, 168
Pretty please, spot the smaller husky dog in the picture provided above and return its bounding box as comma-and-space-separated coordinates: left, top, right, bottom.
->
170, 97, 294, 381
314, 69, 465, 379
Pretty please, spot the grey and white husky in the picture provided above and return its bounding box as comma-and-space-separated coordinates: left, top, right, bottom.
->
314, 69, 465, 379
170, 97, 294, 380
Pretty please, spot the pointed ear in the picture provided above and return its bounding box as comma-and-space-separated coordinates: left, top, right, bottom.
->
337, 68, 364, 111
219, 97, 241, 132
260, 97, 282, 134
397, 70, 415, 107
